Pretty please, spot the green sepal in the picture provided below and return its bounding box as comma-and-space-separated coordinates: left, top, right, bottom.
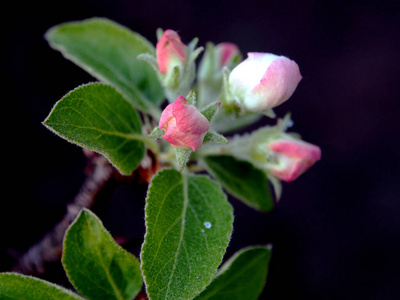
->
164, 65, 182, 90
174, 147, 193, 172
189, 45, 205, 63
200, 101, 221, 122
136, 52, 159, 73
156, 28, 164, 40
261, 108, 276, 118
148, 127, 165, 139
203, 131, 228, 144
186, 89, 197, 106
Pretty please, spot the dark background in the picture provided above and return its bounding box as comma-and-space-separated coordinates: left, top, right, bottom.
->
3, 0, 400, 299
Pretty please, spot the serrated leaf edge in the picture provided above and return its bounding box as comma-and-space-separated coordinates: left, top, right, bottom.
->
43, 82, 146, 175
45, 17, 163, 117
0, 272, 84, 299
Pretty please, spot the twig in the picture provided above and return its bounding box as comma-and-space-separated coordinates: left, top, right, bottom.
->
12, 154, 115, 275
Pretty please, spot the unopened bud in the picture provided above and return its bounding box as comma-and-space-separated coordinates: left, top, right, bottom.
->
156, 29, 187, 75
227, 52, 302, 113
159, 96, 210, 151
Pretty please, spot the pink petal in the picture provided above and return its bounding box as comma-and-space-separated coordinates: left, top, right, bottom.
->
253, 56, 302, 108
217, 42, 240, 66
271, 159, 315, 182
174, 131, 205, 151
269, 138, 321, 182
269, 139, 321, 161
164, 30, 186, 61
162, 118, 192, 149
172, 96, 210, 134
162, 117, 205, 151
156, 30, 187, 74
159, 96, 210, 151
159, 103, 174, 129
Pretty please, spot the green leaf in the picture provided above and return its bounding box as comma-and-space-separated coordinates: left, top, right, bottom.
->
141, 169, 233, 300
194, 245, 272, 300
45, 17, 164, 118
203, 155, 274, 212
62, 209, 142, 300
43, 83, 145, 175
0, 272, 84, 300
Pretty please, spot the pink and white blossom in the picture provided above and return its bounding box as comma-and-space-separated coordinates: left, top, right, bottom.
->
159, 96, 210, 150
228, 52, 302, 112
268, 138, 321, 182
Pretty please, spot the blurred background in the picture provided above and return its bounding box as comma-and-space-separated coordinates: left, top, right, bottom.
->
3, 0, 400, 299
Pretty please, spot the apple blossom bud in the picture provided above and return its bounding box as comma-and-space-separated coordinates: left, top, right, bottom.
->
228, 52, 302, 112
198, 42, 241, 80
197, 42, 241, 107
159, 96, 210, 151
217, 42, 241, 69
267, 138, 321, 182
156, 30, 187, 74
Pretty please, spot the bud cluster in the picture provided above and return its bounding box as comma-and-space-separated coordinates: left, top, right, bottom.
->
142, 28, 320, 184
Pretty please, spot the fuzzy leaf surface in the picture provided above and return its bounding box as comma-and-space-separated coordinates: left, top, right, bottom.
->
203, 155, 274, 212
0, 273, 84, 300
45, 17, 164, 117
62, 209, 142, 300
43, 83, 145, 175
141, 169, 233, 300
194, 245, 272, 300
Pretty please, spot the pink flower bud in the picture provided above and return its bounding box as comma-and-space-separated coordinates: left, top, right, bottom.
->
159, 96, 210, 151
156, 30, 187, 74
268, 138, 321, 182
216, 42, 240, 68
229, 52, 302, 112
198, 42, 241, 81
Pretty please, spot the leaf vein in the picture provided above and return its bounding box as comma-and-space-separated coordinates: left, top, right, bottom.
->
164, 174, 190, 299
146, 180, 183, 274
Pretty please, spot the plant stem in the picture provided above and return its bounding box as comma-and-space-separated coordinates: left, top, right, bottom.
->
11, 155, 115, 275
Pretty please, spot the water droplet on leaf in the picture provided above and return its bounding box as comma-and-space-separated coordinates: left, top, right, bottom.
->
203, 221, 212, 229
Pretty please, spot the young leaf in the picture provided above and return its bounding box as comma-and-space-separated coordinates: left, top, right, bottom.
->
0, 272, 84, 300
45, 17, 164, 118
194, 245, 272, 300
141, 169, 233, 300
62, 209, 142, 300
203, 155, 274, 212
43, 83, 145, 175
